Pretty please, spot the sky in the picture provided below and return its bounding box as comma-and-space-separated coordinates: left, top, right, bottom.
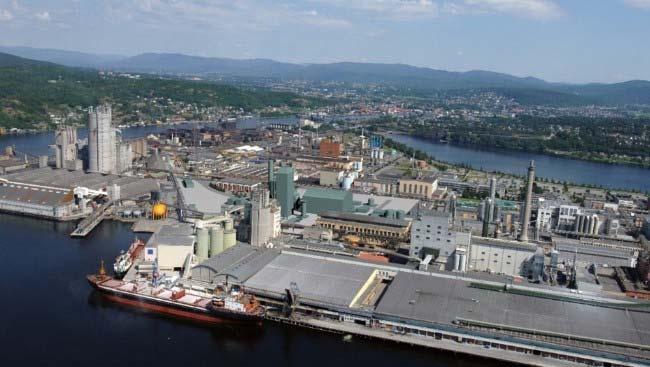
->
0, 0, 649, 83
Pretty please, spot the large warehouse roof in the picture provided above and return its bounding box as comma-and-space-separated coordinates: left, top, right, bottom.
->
244, 252, 375, 308
192, 244, 279, 285
375, 272, 650, 349
3, 167, 159, 199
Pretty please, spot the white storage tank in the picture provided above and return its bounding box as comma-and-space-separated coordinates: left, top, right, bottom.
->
223, 229, 236, 250
196, 227, 210, 260
209, 226, 224, 257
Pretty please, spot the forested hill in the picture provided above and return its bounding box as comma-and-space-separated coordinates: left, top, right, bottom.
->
0, 52, 320, 129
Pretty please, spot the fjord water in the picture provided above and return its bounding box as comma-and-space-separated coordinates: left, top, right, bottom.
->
391, 134, 650, 192
0, 214, 504, 367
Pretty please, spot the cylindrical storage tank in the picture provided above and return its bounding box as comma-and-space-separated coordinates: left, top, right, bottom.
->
454, 252, 461, 272
342, 175, 353, 191
223, 230, 236, 250
223, 219, 234, 231
459, 253, 467, 273
209, 226, 224, 257
196, 228, 210, 260
133, 210, 142, 218
123, 210, 132, 217
378, 150, 384, 160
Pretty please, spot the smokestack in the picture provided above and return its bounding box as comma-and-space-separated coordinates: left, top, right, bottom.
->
482, 198, 492, 237
450, 193, 457, 225
268, 159, 276, 199
519, 160, 535, 242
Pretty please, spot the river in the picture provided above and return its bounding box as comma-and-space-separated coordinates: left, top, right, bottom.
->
0, 214, 503, 366
390, 134, 650, 192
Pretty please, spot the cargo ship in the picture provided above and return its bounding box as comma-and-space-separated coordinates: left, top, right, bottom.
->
88, 261, 265, 324
113, 238, 145, 279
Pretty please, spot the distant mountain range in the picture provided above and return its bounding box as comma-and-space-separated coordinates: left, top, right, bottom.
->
2, 46, 650, 106
0, 52, 317, 129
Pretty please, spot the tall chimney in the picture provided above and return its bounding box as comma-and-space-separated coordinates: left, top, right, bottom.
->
519, 160, 535, 242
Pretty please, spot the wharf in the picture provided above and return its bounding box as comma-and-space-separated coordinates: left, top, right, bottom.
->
264, 312, 580, 367
70, 203, 110, 237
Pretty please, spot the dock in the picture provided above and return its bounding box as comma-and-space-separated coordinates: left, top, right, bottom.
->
264, 312, 581, 367
70, 203, 111, 237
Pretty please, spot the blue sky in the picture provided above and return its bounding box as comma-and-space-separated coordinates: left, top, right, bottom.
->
0, 0, 649, 83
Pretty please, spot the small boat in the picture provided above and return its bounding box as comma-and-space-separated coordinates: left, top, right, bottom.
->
113, 238, 145, 279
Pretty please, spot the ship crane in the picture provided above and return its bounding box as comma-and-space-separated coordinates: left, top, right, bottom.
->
283, 281, 301, 317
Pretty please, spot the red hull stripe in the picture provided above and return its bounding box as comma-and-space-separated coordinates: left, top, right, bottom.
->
102, 293, 226, 324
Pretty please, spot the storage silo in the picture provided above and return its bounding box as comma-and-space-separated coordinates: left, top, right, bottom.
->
223, 229, 236, 250
224, 218, 234, 231
209, 226, 224, 257
196, 227, 210, 260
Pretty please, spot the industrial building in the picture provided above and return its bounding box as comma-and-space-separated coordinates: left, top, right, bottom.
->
316, 210, 411, 247
250, 189, 281, 246
0, 167, 159, 220
319, 169, 344, 187
173, 241, 650, 367
87, 105, 116, 174
212, 177, 261, 194
53, 126, 82, 170
410, 211, 471, 271
319, 137, 342, 158
468, 237, 537, 276
146, 222, 195, 270
275, 165, 296, 218
398, 177, 438, 199
302, 188, 353, 214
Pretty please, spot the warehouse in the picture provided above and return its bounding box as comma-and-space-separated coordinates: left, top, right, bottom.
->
375, 272, 650, 355
0, 183, 79, 219
302, 188, 353, 214
191, 244, 279, 286
146, 222, 195, 270
244, 252, 378, 308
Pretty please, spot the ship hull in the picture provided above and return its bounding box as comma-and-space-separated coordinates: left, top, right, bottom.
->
87, 276, 262, 325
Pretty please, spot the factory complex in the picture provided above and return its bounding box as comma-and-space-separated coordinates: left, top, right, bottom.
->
2, 106, 650, 367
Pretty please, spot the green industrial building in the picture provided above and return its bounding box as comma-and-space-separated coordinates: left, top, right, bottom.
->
276, 166, 296, 218
302, 188, 353, 215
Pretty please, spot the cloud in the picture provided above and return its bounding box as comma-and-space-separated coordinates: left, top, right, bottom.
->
624, 0, 650, 9
0, 9, 13, 21
313, 0, 440, 20
105, 0, 350, 31
34, 11, 51, 21
448, 0, 564, 19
